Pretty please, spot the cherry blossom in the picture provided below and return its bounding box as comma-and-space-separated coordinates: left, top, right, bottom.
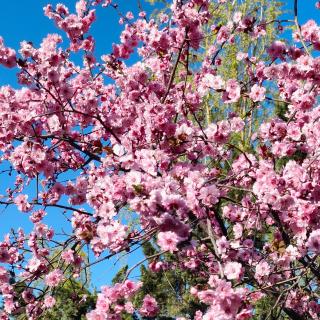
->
139, 294, 159, 317
0, 0, 318, 319
249, 84, 266, 102
45, 269, 64, 287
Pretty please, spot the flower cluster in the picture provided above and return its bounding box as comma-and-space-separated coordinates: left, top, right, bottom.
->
0, 0, 319, 319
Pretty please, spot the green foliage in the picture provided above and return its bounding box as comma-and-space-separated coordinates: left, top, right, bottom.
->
146, 0, 168, 4
275, 150, 308, 173
206, 1, 284, 139
39, 281, 96, 320
112, 265, 129, 285
275, 100, 289, 121
13, 279, 96, 320
253, 295, 277, 319
130, 242, 207, 319
11, 245, 97, 320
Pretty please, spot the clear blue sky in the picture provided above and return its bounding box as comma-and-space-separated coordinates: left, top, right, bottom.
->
283, 0, 320, 24
0, 0, 157, 85
0, 0, 318, 290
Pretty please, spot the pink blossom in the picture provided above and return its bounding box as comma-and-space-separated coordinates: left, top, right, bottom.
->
216, 236, 230, 255
45, 269, 64, 287
0, 1, 319, 319
14, 194, 31, 212
139, 294, 159, 317
0, 248, 10, 263
217, 26, 230, 44
126, 11, 134, 20
61, 249, 75, 263
157, 231, 180, 253
255, 261, 271, 282
236, 52, 248, 61
0, 267, 9, 284
22, 289, 34, 303
233, 12, 242, 23
96, 220, 127, 252
44, 295, 56, 308
306, 229, 320, 253
224, 262, 243, 280
47, 115, 61, 132
223, 79, 241, 103
249, 84, 266, 102
199, 185, 220, 205
27, 257, 42, 272
267, 41, 286, 60
202, 74, 225, 91
86, 310, 105, 320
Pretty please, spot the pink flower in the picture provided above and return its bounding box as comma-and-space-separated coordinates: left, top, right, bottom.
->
14, 194, 31, 212
3, 298, 16, 314
230, 117, 245, 132
233, 12, 242, 23
59, 84, 73, 99
124, 301, 134, 314
27, 257, 42, 272
217, 26, 230, 44
233, 223, 243, 239
249, 84, 266, 102
22, 289, 34, 303
224, 261, 243, 280
102, 0, 112, 7
0, 38, 16, 68
267, 41, 286, 60
44, 295, 56, 308
30, 210, 46, 223
216, 236, 230, 255
211, 75, 225, 90
139, 294, 159, 317
0, 248, 10, 263
122, 280, 142, 298
255, 261, 271, 282
199, 185, 220, 205
61, 249, 75, 263
126, 11, 134, 20
86, 310, 105, 320
47, 69, 59, 83
45, 269, 64, 287
236, 308, 253, 319
306, 229, 320, 253
223, 79, 241, 103
157, 231, 180, 253
236, 52, 248, 61
96, 221, 127, 252
0, 267, 9, 284
47, 115, 61, 132
203, 74, 225, 90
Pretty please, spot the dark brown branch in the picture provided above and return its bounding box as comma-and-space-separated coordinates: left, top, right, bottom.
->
0, 200, 92, 216
161, 34, 186, 104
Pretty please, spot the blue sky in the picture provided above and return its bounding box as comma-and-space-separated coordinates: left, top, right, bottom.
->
0, 0, 319, 291
0, 0, 157, 85
283, 0, 320, 25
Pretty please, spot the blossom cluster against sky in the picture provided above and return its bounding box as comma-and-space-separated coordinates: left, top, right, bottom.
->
0, 0, 157, 289
0, 0, 318, 289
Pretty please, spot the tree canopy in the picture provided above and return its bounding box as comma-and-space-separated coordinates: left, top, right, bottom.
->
0, 0, 320, 319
